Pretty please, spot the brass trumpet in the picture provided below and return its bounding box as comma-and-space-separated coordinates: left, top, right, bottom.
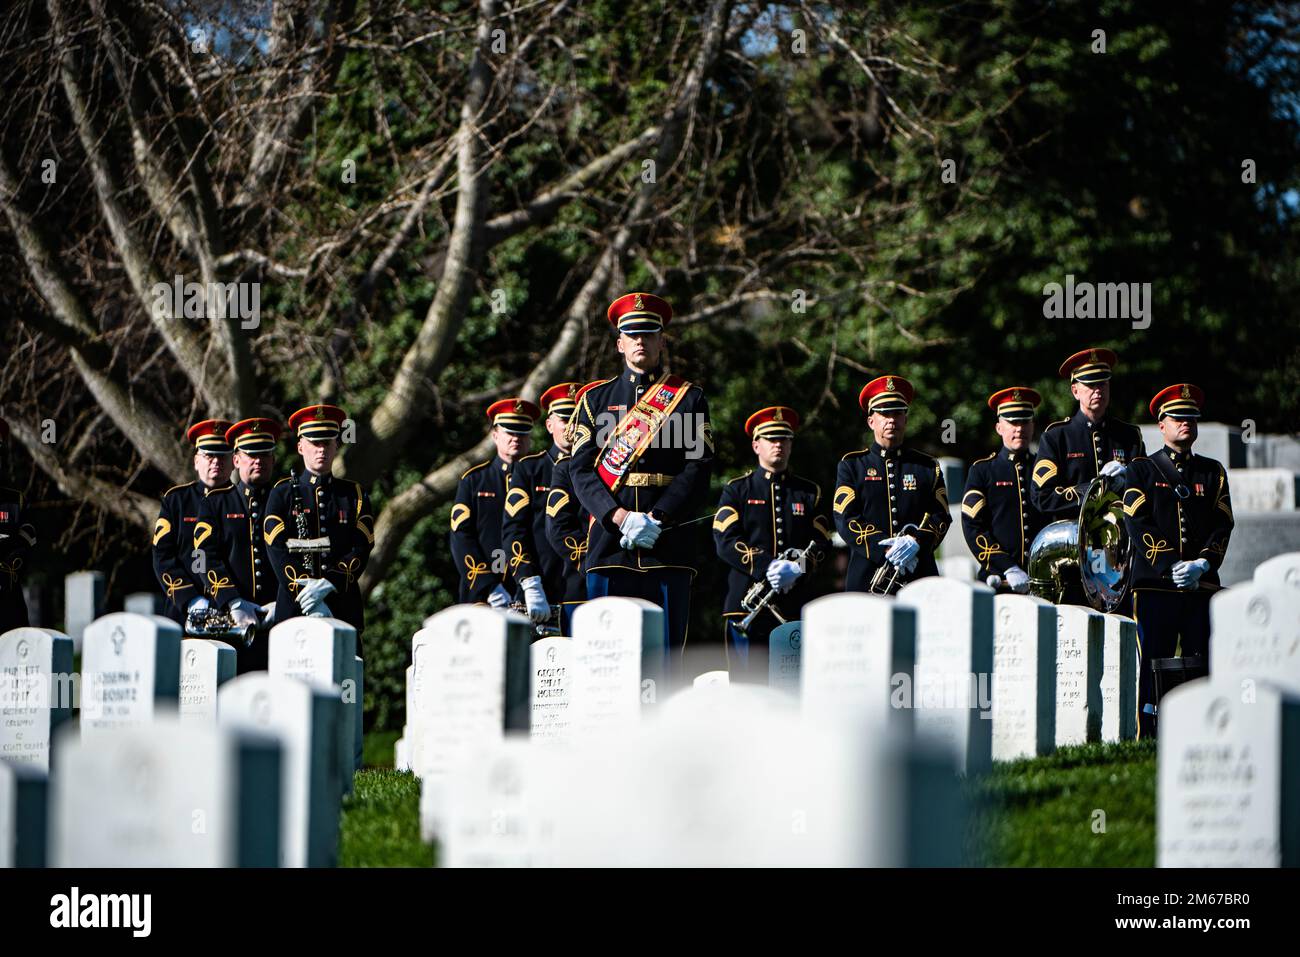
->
185, 605, 259, 648
868, 523, 921, 596
736, 539, 819, 635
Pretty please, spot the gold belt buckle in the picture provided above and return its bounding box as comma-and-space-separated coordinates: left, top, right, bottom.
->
627, 472, 672, 487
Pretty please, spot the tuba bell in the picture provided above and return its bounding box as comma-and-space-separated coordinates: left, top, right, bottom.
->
1027, 476, 1133, 612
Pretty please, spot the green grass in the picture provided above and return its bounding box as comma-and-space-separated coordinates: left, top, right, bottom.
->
340, 733, 1158, 867
965, 740, 1158, 866
339, 769, 434, 867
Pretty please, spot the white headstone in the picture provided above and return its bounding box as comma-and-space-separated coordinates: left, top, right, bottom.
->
62, 571, 104, 653
1157, 679, 1300, 867
1053, 605, 1103, 747
991, 595, 1057, 762
350, 656, 364, 773
801, 593, 916, 733
269, 617, 357, 794
442, 736, 549, 867
0, 627, 74, 770
124, 593, 162, 616
1101, 614, 1139, 742
51, 718, 281, 866
179, 639, 237, 724
1226, 468, 1295, 512
570, 597, 664, 738
1254, 552, 1300, 591
218, 673, 341, 868
1210, 583, 1300, 696
409, 605, 531, 841
0, 759, 48, 867
529, 637, 574, 744
939, 556, 977, 581
394, 735, 409, 772
80, 613, 182, 737
898, 578, 995, 774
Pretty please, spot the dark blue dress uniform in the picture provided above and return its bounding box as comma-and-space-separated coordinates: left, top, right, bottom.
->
1121, 383, 1234, 738
195, 476, 278, 670
193, 416, 283, 672
568, 293, 715, 661
265, 471, 375, 645
1031, 349, 1144, 519
450, 454, 518, 604
151, 481, 212, 624
960, 387, 1046, 581
962, 448, 1045, 578
0, 483, 35, 632
151, 419, 232, 625
834, 443, 950, 591
544, 452, 591, 634
501, 443, 567, 606
714, 466, 832, 668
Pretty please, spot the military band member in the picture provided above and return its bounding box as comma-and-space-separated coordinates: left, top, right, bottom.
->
1032, 347, 1145, 519
568, 293, 715, 664
0, 419, 36, 632
545, 381, 602, 635
1122, 384, 1233, 738
502, 383, 581, 626
834, 375, 950, 593
195, 417, 283, 672
151, 419, 233, 625
264, 405, 376, 650
961, 389, 1046, 593
713, 406, 833, 673
449, 398, 540, 605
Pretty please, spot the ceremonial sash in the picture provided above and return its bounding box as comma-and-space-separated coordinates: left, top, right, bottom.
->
595, 374, 692, 493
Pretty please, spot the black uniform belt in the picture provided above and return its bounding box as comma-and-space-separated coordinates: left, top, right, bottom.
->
624, 472, 675, 487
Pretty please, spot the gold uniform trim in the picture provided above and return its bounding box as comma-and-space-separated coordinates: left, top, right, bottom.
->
546, 489, 571, 518
357, 515, 375, 544
265, 515, 287, 545
504, 486, 530, 516
450, 503, 471, 531
961, 491, 985, 519
713, 506, 739, 532
833, 485, 856, 514
1121, 490, 1146, 517
813, 515, 833, 539
152, 517, 172, 546
192, 521, 213, 549
1032, 460, 1057, 487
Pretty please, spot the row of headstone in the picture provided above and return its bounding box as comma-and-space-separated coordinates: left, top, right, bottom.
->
438, 683, 964, 866
406, 599, 668, 842
1157, 552, 1300, 867
760, 583, 1139, 769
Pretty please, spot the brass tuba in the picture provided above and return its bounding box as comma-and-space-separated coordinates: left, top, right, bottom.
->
1027, 476, 1133, 612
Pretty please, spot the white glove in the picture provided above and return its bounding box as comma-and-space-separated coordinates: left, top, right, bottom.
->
520, 576, 551, 623
1171, 558, 1210, 589
487, 584, 512, 608
880, 534, 920, 569
1100, 460, 1127, 489
228, 597, 261, 629
296, 578, 336, 615
765, 559, 803, 593
186, 596, 211, 615
1004, 565, 1031, 594
619, 511, 662, 549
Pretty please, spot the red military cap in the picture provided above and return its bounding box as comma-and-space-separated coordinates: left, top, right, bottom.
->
186, 418, 234, 455
540, 382, 583, 420
288, 403, 347, 441
226, 417, 283, 454
859, 374, 914, 415
1058, 347, 1118, 384
1149, 383, 1204, 420
745, 406, 800, 439
986, 386, 1042, 422
486, 397, 541, 435
606, 292, 672, 335
562, 380, 606, 441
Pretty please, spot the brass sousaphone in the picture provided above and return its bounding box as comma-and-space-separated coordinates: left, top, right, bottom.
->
1027, 476, 1133, 612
